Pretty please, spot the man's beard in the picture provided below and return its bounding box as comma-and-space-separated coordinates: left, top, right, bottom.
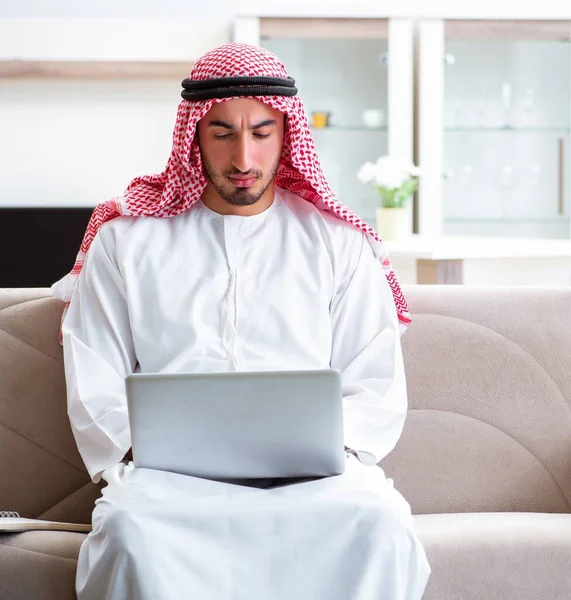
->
202, 157, 280, 207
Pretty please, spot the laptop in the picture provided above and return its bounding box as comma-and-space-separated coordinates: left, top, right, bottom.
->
125, 369, 345, 481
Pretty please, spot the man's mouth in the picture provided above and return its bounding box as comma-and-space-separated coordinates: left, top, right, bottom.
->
227, 175, 258, 188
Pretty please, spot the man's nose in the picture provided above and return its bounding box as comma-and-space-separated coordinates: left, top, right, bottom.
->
232, 136, 253, 173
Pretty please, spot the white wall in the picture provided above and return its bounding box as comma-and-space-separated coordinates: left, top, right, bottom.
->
0, 18, 231, 207
0, 79, 183, 207
1, 0, 570, 207
0, 18, 230, 61
1, 0, 570, 19
0, 0, 231, 19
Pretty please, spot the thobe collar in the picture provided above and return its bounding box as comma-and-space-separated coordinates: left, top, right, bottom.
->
196, 188, 281, 227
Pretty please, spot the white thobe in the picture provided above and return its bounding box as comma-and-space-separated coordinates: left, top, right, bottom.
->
61, 187, 430, 600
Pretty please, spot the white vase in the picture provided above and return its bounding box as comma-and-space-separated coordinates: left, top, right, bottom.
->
362, 109, 385, 129
375, 207, 410, 241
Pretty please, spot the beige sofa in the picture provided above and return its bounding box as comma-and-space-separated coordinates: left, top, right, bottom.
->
1, 286, 570, 599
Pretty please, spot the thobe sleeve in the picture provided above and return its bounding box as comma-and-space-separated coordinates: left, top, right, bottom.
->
61, 226, 136, 483
329, 232, 408, 466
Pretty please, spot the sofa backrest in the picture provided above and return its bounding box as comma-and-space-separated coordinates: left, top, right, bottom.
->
382, 285, 571, 515
0, 289, 99, 523
1, 286, 570, 521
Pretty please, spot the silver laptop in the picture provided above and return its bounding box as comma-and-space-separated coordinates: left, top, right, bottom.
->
125, 369, 345, 481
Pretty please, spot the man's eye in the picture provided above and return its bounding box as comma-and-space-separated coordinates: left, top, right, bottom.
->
254, 133, 271, 139
214, 134, 231, 140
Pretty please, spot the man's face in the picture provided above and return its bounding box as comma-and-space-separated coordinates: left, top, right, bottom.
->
197, 98, 285, 207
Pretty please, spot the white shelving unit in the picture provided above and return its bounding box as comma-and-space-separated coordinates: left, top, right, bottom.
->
417, 18, 571, 239
234, 16, 415, 228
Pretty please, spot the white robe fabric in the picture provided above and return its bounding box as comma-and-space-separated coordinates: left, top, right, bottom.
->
61, 187, 430, 599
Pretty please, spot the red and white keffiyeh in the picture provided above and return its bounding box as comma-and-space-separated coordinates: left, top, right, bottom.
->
51, 43, 411, 337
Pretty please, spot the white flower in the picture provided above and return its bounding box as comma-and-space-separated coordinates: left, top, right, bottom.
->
374, 168, 409, 189
373, 156, 409, 189
379, 156, 422, 177
375, 156, 402, 171
357, 161, 377, 184
357, 155, 421, 190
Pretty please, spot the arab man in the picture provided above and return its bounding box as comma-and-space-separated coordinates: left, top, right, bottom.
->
52, 43, 430, 600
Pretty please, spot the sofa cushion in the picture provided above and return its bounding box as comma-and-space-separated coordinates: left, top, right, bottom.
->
416, 512, 571, 600
0, 531, 86, 600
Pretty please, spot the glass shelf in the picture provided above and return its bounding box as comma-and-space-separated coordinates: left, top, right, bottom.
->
444, 217, 570, 223
310, 125, 388, 132
445, 127, 571, 133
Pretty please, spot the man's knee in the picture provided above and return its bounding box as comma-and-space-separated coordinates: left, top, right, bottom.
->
94, 500, 148, 554
352, 495, 416, 543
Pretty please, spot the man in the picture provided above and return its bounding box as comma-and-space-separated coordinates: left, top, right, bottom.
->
52, 43, 430, 599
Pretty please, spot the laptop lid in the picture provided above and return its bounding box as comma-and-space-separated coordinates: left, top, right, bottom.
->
126, 369, 345, 481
